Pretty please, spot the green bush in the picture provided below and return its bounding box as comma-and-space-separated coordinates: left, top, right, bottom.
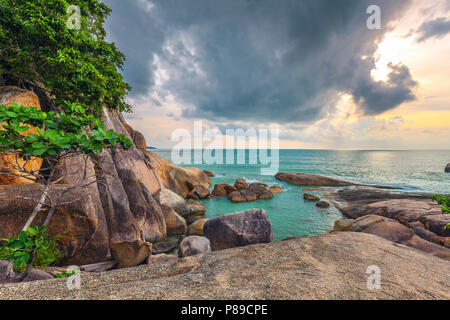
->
0, 226, 62, 272
432, 195, 450, 230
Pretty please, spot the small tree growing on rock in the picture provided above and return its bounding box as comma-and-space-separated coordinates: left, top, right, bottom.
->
0, 101, 133, 281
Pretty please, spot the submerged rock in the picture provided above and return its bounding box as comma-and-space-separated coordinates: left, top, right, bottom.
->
316, 200, 330, 208
304, 193, 320, 201
276, 172, 354, 186
203, 209, 273, 251
178, 236, 211, 257
269, 186, 283, 194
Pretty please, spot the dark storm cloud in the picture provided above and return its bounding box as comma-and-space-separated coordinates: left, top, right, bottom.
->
103, 0, 415, 123
415, 17, 450, 42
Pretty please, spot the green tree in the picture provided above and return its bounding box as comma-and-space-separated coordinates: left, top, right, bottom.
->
432, 196, 450, 230
0, 102, 133, 281
0, 0, 131, 114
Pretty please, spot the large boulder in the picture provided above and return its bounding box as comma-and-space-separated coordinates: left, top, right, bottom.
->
188, 219, 208, 236
445, 163, 450, 173
156, 188, 206, 219
203, 209, 273, 251
248, 183, 273, 200
212, 183, 236, 197
178, 236, 211, 258
160, 205, 187, 236
144, 150, 211, 198
0, 86, 43, 185
233, 179, 248, 191
228, 191, 247, 203
276, 172, 354, 186
4, 233, 450, 300
118, 168, 166, 243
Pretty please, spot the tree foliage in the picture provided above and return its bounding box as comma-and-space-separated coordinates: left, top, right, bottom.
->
0, 0, 131, 114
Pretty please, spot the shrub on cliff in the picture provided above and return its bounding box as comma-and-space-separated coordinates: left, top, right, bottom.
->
0, 0, 131, 114
432, 195, 450, 230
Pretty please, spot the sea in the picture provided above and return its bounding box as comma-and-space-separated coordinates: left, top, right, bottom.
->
153, 149, 450, 241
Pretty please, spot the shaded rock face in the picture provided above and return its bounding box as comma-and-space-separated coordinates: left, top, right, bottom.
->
446, 164, 450, 173
316, 200, 330, 208
249, 183, 273, 200
0, 87, 43, 185
203, 209, 273, 251
234, 179, 248, 191
3, 233, 449, 300
276, 172, 354, 186
178, 236, 211, 258
156, 188, 206, 219
333, 215, 450, 261
193, 185, 210, 199
327, 187, 450, 259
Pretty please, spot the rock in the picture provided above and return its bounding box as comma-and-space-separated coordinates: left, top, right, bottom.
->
233, 179, 248, 191
188, 219, 208, 236
269, 186, 283, 194
445, 164, 450, 173
316, 200, 330, 208
156, 188, 206, 218
193, 185, 210, 199
0, 261, 53, 284
51, 154, 110, 265
147, 254, 178, 264
0, 86, 43, 185
186, 190, 200, 200
118, 168, 166, 243
304, 193, 320, 201
275, 172, 354, 186
178, 236, 211, 257
228, 191, 247, 203
143, 150, 211, 198
186, 215, 204, 224
332, 218, 354, 231
212, 183, 236, 197
203, 209, 273, 251
241, 190, 257, 202
248, 183, 273, 200
0, 184, 101, 264
152, 241, 178, 254
4, 233, 450, 300
94, 150, 151, 269
203, 170, 215, 177
160, 204, 187, 236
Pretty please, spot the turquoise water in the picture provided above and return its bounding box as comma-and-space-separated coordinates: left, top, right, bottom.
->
154, 149, 450, 241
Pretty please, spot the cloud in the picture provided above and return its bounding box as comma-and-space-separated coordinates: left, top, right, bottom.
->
104, 0, 415, 124
415, 17, 450, 42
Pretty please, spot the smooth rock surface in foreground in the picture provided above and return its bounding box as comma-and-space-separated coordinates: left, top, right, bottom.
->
1, 232, 448, 300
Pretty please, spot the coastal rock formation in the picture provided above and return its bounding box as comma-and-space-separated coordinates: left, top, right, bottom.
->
446, 163, 450, 173
144, 150, 211, 198
0, 87, 43, 185
228, 191, 247, 203
234, 179, 248, 191
188, 219, 208, 236
178, 236, 211, 258
248, 183, 273, 200
203, 209, 273, 251
276, 172, 354, 186
203, 170, 214, 177
212, 183, 236, 197
333, 215, 450, 261
192, 185, 210, 199
241, 189, 258, 202
304, 193, 320, 201
2, 233, 449, 300
316, 200, 330, 208
326, 187, 450, 257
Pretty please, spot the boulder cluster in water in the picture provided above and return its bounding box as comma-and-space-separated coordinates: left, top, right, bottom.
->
209, 179, 283, 203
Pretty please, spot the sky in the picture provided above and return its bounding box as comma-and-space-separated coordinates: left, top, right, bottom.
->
103, 0, 450, 150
